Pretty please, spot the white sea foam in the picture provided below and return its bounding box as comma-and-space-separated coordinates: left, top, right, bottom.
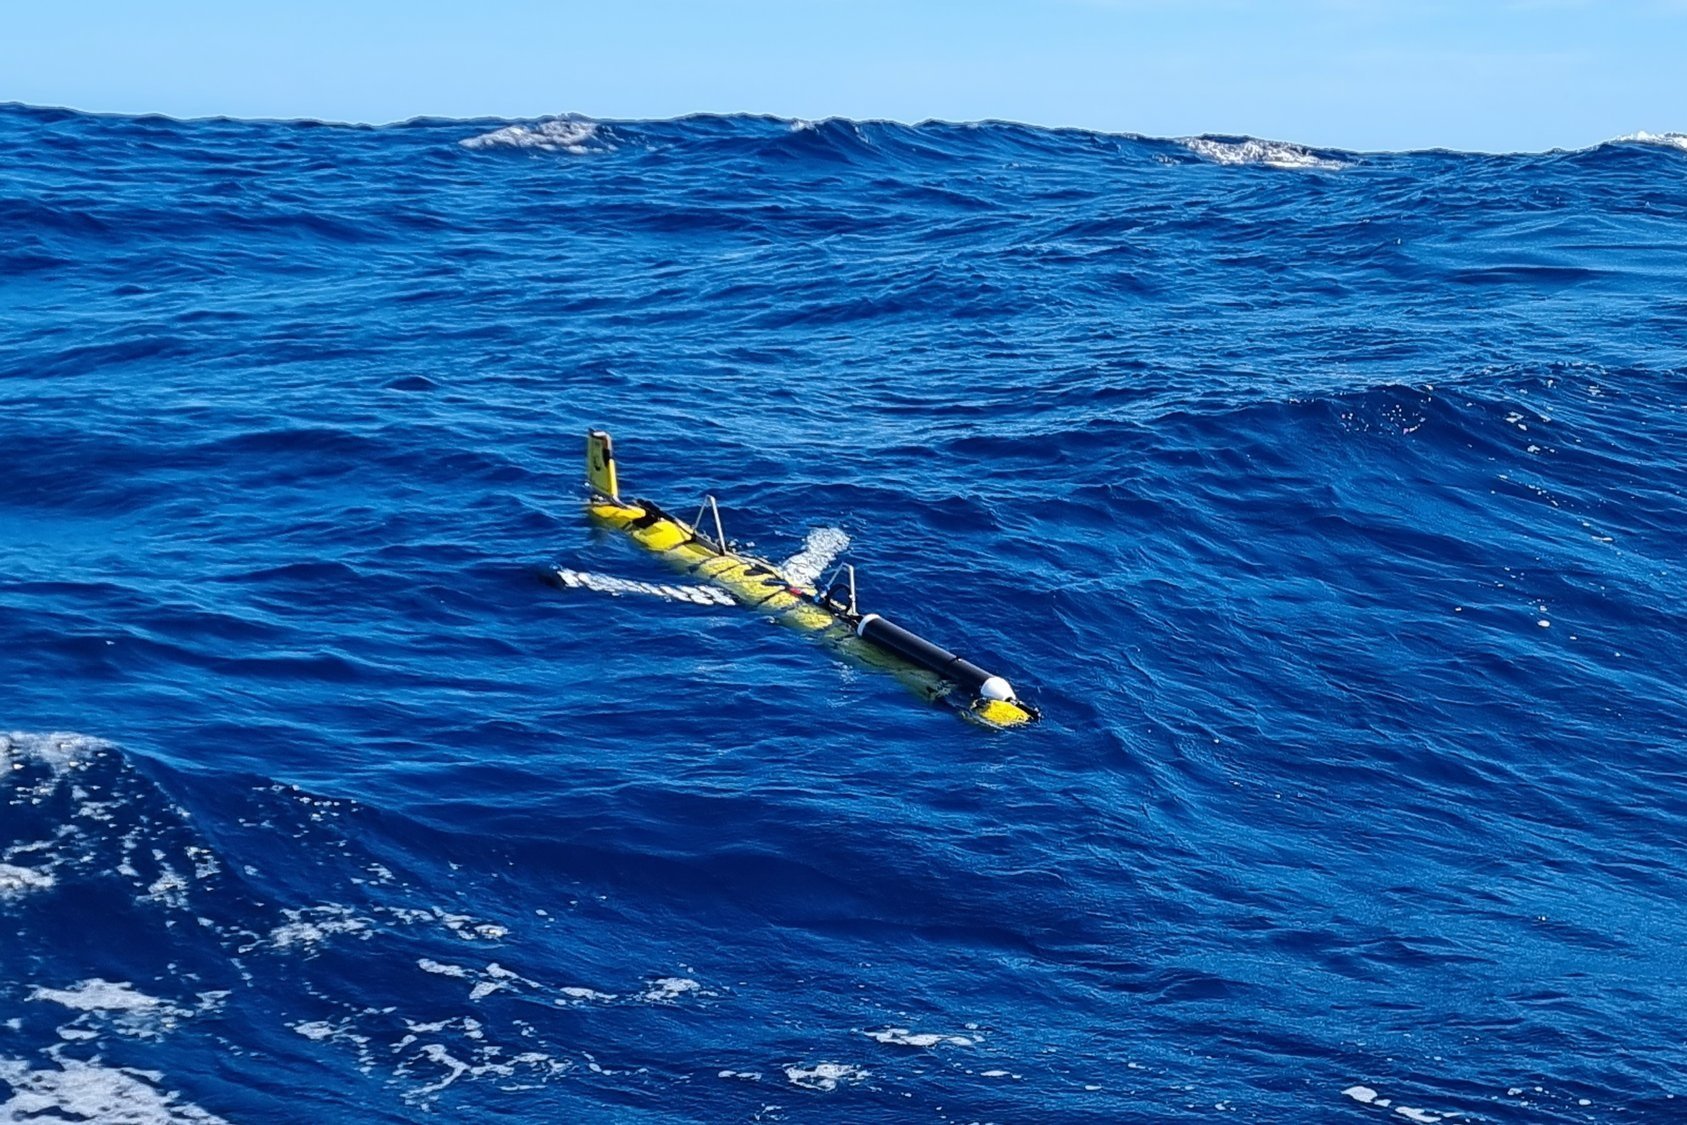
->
186, 846, 220, 881
296, 1004, 575, 1107
417, 957, 537, 1002
0, 862, 55, 900
0, 1057, 229, 1124
385, 905, 508, 941
863, 1027, 973, 1048
1182, 136, 1347, 170
413, 1044, 472, 1095
417, 958, 470, 978
778, 526, 852, 588
30, 979, 165, 1013
555, 567, 734, 606
27, 979, 222, 1041
785, 1062, 868, 1091
267, 904, 373, 951
4, 731, 227, 922
639, 976, 705, 1003
146, 867, 189, 909
441, 912, 507, 940
1, 730, 105, 777
557, 985, 616, 1004
390, 1027, 570, 1104
461, 117, 603, 154
1343, 1084, 1451, 1122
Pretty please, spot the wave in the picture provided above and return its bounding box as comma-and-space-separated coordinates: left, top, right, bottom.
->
1613, 130, 1687, 152
7, 101, 1685, 163
459, 115, 605, 153
0, 732, 215, 914
1180, 135, 1349, 170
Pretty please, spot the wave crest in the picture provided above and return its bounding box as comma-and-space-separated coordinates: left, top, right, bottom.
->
460, 116, 604, 154
1181, 135, 1347, 169
1615, 131, 1687, 152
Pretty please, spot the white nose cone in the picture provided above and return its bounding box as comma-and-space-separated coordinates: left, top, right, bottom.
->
979, 676, 1015, 702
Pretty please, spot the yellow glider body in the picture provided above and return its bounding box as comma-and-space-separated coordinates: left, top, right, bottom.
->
578, 431, 1038, 728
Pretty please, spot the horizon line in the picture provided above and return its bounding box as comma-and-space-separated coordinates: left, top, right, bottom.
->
4, 100, 1681, 159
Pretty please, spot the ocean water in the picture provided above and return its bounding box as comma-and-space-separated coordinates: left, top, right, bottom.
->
3, 102, 1686, 1122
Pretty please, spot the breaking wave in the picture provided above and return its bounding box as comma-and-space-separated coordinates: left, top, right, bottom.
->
460, 115, 605, 153
1180, 134, 1349, 169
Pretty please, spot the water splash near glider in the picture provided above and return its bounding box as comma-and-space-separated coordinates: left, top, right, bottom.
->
777, 526, 851, 588
551, 567, 735, 606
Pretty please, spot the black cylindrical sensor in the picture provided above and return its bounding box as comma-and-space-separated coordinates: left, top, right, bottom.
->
855, 613, 1009, 699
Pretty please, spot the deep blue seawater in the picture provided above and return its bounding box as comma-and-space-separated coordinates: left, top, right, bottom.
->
3, 103, 1686, 1123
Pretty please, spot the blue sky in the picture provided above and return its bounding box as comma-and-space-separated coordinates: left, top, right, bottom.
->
4, 0, 1682, 151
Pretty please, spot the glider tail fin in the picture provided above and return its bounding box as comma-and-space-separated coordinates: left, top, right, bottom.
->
586, 429, 619, 502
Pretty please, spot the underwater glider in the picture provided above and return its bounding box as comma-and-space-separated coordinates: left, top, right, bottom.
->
573, 430, 1039, 728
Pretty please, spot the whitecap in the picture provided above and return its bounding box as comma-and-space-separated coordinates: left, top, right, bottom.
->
0, 1057, 229, 1124
384, 905, 508, 941
30, 979, 164, 1013
1, 730, 105, 777
145, 867, 189, 909
863, 1027, 972, 1048
4, 731, 235, 924
639, 976, 704, 1003
27, 979, 219, 1041
461, 117, 603, 154
1182, 136, 1347, 170
417, 958, 470, 978
0, 862, 55, 900
556, 985, 616, 1004
785, 1062, 867, 1091
417, 957, 537, 1001
1616, 131, 1687, 152
267, 904, 372, 951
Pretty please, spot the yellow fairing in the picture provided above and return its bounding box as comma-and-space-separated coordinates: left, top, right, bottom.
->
972, 698, 1035, 728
